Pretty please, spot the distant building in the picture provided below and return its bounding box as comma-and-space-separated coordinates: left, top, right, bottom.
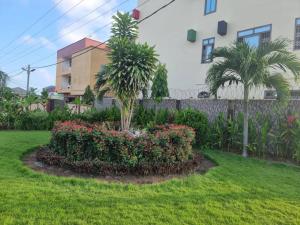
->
55, 37, 109, 101
11, 87, 26, 97
137, 0, 300, 99
43, 85, 56, 93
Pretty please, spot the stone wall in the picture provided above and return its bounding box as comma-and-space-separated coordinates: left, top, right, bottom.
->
141, 99, 178, 110
53, 98, 300, 120
141, 99, 300, 121
181, 99, 229, 121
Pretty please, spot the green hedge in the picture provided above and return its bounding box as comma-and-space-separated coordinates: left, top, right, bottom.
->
49, 121, 195, 168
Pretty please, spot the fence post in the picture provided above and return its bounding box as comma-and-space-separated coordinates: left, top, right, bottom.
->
176, 100, 181, 110
227, 100, 234, 119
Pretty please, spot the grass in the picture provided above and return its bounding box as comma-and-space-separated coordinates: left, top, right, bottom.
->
0, 131, 300, 225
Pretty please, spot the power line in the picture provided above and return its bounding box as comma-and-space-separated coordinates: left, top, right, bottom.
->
33, 0, 175, 70
6, 0, 152, 69
3, 0, 153, 83
0, 0, 87, 59
8, 70, 24, 78
2, 0, 129, 67
0, 0, 64, 53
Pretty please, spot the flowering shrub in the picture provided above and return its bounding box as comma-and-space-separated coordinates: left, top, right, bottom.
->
48, 121, 196, 172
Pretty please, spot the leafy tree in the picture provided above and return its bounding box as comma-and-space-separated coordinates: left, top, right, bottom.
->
206, 39, 300, 157
96, 12, 157, 130
22, 88, 38, 111
151, 63, 169, 103
111, 12, 138, 40
82, 85, 95, 105
0, 70, 8, 88
0, 71, 9, 97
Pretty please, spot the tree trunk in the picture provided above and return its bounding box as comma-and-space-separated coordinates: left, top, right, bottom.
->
243, 86, 249, 158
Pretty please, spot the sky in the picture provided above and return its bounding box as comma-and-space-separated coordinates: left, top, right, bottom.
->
0, 0, 137, 92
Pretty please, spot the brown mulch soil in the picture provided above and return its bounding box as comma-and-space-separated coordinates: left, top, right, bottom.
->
23, 150, 215, 184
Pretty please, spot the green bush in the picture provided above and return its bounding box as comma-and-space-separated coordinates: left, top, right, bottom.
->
132, 105, 155, 127
208, 113, 227, 149
155, 109, 176, 125
132, 105, 176, 127
78, 107, 121, 123
175, 108, 209, 145
15, 111, 50, 130
48, 107, 74, 129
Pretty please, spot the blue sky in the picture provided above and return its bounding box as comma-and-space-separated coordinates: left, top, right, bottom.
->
0, 0, 137, 92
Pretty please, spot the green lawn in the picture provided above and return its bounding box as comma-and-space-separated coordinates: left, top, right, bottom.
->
0, 132, 300, 225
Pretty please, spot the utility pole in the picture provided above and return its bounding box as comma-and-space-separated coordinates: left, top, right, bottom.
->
22, 65, 35, 96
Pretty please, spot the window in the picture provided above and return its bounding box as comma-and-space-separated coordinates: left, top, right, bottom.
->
205, 0, 217, 15
237, 24, 272, 48
295, 18, 300, 50
264, 90, 300, 100
202, 38, 215, 63
62, 58, 72, 73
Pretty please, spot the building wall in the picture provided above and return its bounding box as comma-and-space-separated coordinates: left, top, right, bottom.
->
56, 40, 109, 96
137, 0, 300, 99
69, 48, 93, 95
90, 48, 110, 91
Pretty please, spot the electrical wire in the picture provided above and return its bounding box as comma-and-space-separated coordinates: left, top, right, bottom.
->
2, 0, 130, 66
33, 0, 176, 70
0, 0, 87, 59
0, 0, 64, 53
8, 0, 152, 68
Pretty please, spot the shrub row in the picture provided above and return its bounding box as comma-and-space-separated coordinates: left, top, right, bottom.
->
37, 147, 203, 176
49, 121, 196, 168
2, 106, 121, 130
1, 105, 208, 146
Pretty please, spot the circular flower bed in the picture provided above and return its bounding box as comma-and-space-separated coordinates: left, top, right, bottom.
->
37, 121, 203, 176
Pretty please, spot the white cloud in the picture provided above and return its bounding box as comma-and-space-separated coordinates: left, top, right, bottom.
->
21, 35, 57, 50
9, 68, 55, 90
54, 0, 119, 44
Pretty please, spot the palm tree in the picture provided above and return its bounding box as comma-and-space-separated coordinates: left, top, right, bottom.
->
95, 12, 157, 131
206, 39, 300, 157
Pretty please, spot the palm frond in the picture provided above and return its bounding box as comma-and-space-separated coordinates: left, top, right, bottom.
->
265, 52, 300, 78
264, 73, 290, 102
257, 38, 290, 57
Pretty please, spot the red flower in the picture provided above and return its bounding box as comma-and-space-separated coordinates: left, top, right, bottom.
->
287, 115, 297, 126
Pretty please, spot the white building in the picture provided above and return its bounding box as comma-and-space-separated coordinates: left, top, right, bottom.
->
137, 0, 300, 99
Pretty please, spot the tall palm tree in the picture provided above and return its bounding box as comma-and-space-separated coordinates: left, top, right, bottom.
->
206, 39, 300, 157
95, 12, 157, 131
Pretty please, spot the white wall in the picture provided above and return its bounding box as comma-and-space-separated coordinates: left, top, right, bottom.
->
137, 0, 300, 99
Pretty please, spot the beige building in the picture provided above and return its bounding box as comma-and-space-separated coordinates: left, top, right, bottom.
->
137, 0, 300, 99
56, 38, 109, 100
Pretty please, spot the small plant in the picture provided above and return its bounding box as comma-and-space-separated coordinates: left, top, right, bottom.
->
40, 89, 49, 110
82, 85, 95, 105
151, 63, 169, 103
209, 113, 227, 149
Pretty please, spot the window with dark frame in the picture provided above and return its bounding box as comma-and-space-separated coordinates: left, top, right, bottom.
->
264, 90, 300, 100
205, 0, 217, 15
237, 24, 272, 48
295, 18, 300, 50
202, 38, 215, 64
